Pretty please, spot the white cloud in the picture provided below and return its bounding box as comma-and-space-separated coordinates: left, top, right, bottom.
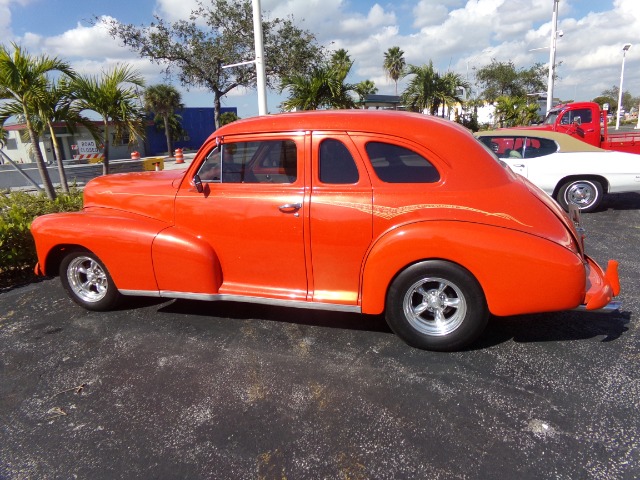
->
155, 0, 199, 22
0, 0, 34, 40
3, 0, 639, 117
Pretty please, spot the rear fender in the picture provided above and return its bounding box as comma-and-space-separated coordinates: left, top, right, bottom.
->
360, 221, 585, 316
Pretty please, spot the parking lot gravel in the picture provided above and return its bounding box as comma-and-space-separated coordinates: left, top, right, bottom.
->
1, 193, 638, 479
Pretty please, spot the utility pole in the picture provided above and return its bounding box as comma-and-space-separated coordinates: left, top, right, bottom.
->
546, 0, 560, 113
252, 0, 267, 116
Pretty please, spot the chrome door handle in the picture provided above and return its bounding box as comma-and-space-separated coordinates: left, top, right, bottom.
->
513, 164, 525, 168
279, 203, 302, 212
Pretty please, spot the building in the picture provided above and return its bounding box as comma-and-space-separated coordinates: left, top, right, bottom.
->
0, 107, 236, 164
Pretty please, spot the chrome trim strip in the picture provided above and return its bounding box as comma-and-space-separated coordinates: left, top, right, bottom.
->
573, 301, 622, 313
119, 290, 362, 313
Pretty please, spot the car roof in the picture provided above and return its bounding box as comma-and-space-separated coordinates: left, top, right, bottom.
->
214, 109, 472, 140
476, 129, 604, 153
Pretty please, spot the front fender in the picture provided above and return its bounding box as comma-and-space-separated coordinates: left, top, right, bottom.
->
360, 221, 585, 317
31, 210, 167, 291
31, 210, 223, 296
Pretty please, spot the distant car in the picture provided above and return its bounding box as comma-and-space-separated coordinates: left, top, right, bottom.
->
476, 129, 640, 212
30, 111, 620, 351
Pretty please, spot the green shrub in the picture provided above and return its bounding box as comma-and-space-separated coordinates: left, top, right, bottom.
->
0, 188, 83, 277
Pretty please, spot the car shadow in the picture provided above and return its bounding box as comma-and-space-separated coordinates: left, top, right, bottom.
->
159, 298, 393, 333
473, 309, 631, 350
158, 299, 631, 349
598, 192, 640, 211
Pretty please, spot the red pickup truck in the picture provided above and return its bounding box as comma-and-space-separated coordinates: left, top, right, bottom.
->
528, 101, 640, 154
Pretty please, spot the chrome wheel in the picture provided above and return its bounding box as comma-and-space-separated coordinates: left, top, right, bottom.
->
403, 277, 467, 336
558, 179, 603, 212
66, 255, 109, 303
386, 261, 488, 351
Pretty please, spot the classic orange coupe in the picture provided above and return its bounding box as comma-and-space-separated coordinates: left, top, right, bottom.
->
30, 111, 621, 351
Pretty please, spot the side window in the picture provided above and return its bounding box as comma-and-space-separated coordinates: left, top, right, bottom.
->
523, 138, 558, 158
196, 140, 297, 184
319, 139, 359, 184
479, 137, 522, 159
365, 142, 440, 183
561, 108, 593, 125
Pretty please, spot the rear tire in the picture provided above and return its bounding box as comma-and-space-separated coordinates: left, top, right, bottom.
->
556, 179, 603, 212
385, 261, 488, 351
59, 250, 121, 311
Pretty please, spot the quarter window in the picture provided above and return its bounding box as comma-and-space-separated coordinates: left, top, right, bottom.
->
365, 142, 440, 183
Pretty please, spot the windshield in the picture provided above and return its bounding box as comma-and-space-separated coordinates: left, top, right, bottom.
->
543, 110, 560, 125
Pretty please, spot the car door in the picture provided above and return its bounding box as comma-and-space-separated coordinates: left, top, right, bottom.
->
173, 134, 308, 301
557, 107, 600, 147
309, 133, 373, 306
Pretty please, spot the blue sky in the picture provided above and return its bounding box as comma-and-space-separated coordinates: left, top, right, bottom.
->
2, 0, 639, 117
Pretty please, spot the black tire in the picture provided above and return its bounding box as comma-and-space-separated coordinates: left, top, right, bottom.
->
556, 179, 603, 213
385, 261, 488, 351
59, 250, 121, 311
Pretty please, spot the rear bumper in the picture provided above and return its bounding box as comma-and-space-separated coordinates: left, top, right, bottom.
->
580, 257, 621, 311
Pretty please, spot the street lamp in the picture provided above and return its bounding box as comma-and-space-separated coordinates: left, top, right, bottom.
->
616, 43, 632, 130
546, 0, 560, 113
220, 0, 268, 116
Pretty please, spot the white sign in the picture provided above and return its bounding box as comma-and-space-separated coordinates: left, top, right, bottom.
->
78, 140, 99, 155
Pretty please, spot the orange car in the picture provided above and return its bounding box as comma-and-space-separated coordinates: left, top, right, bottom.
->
30, 111, 621, 351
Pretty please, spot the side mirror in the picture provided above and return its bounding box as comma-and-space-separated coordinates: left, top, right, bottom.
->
574, 116, 582, 125
193, 174, 203, 193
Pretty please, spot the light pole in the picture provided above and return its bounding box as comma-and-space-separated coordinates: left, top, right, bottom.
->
546, 0, 560, 114
616, 43, 632, 130
220, 0, 268, 116
252, 0, 267, 116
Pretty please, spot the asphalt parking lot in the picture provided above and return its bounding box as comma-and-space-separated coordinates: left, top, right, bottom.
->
1, 193, 639, 480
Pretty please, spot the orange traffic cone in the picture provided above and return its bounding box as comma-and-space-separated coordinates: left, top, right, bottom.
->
175, 148, 184, 164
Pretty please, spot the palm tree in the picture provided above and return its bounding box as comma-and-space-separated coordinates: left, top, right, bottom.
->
494, 96, 539, 127
438, 71, 471, 118
354, 80, 378, 105
71, 64, 145, 175
280, 64, 356, 111
383, 46, 406, 95
36, 78, 99, 192
401, 62, 440, 114
0, 43, 75, 200
330, 49, 353, 79
144, 84, 183, 156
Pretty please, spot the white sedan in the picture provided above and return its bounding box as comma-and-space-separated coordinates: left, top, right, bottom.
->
476, 129, 640, 212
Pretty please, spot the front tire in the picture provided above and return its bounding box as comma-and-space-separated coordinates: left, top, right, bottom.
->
385, 261, 488, 351
59, 250, 121, 311
556, 179, 603, 212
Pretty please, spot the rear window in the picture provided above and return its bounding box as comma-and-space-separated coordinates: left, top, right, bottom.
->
365, 142, 440, 183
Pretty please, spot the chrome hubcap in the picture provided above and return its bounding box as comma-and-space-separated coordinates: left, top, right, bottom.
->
566, 183, 595, 207
67, 256, 108, 303
403, 277, 466, 336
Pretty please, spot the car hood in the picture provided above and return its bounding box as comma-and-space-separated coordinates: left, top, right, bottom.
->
83, 170, 187, 224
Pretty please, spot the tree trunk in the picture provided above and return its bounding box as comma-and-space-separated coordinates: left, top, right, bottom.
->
48, 122, 69, 193
163, 114, 172, 155
214, 93, 222, 130
25, 117, 56, 200
102, 121, 110, 176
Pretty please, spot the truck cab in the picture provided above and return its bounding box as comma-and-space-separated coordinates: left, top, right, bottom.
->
541, 102, 601, 147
